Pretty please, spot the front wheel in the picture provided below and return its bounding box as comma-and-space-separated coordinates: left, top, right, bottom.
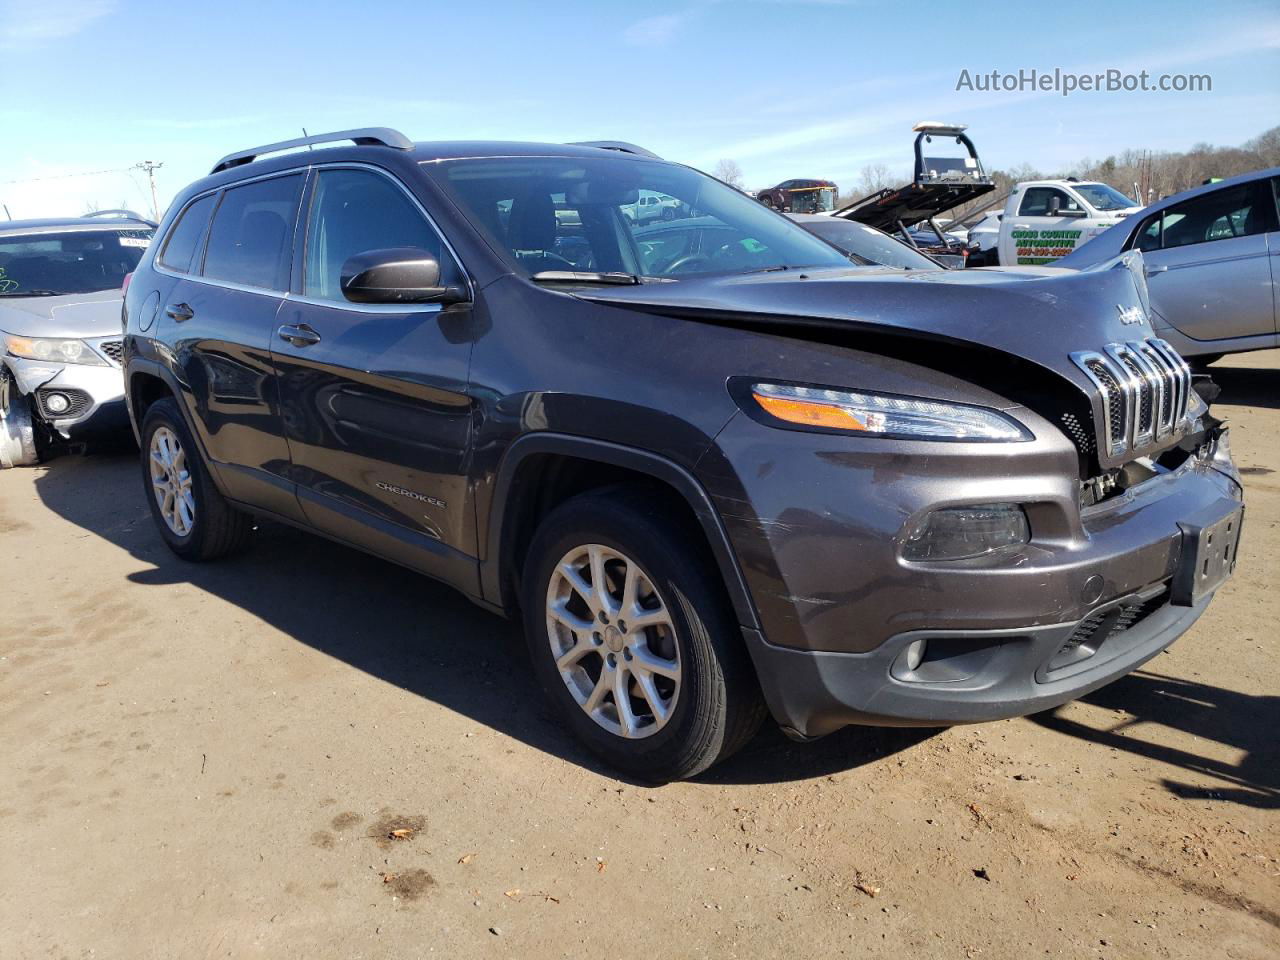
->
521, 488, 765, 781
0, 370, 40, 468
139, 398, 253, 561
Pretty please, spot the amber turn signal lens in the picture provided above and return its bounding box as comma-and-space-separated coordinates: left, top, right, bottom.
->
752, 390, 868, 430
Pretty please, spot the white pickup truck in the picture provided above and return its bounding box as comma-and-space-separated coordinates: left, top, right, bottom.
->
996, 179, 1142, 266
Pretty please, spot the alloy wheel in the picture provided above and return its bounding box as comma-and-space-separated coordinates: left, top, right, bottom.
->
545, 543, 682, 739
149, 426, 195, 537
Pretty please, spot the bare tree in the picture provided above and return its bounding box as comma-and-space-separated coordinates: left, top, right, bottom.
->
712, 159, 744, 189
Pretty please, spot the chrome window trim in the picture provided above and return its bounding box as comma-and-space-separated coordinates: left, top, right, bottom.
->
152, 265, 290, 299
282, 292, 444, 315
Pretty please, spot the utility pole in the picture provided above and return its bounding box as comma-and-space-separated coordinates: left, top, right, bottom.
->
134, 161, 163, 220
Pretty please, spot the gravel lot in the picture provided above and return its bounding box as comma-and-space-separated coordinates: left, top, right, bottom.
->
2, 350, 1276, 960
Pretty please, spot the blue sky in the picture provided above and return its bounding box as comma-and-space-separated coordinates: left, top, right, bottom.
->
1, 0, 1277, 219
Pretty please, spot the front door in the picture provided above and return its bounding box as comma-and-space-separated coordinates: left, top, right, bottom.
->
1139, 179, 1278, 344
271, 165, 477, 586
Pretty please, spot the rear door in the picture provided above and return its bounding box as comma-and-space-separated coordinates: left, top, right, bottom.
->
1140, 179, 1277, 343
272, 165, 477, 586
157, 173, 305, 519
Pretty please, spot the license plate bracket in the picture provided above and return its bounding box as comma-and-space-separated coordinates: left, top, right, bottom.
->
1171, 500, 1244, 607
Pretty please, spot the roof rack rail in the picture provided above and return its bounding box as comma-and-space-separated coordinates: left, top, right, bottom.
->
83, 208, 152, 223
211, 127, 414, 175
568, 141, 662, 160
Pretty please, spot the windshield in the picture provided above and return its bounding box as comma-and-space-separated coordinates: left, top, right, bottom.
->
801, 219, 939, 270
1073, 183, 1137, 212
425, 156, 851, 279
0, 228, 152, 295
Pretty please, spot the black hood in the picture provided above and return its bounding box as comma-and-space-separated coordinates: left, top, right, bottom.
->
576, 253, 1155, 390
574, 251, 1182, 472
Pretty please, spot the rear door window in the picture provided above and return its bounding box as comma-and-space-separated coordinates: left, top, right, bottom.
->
158, 194, 215, 273
203, 175, 303, 291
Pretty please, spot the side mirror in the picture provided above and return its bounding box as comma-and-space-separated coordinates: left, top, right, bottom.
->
340, 248, 467, 305
1047, 197, 1061, 216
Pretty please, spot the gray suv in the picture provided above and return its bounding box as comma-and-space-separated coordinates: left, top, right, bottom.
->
122, 129, 1244, 780
1, 211, 154, 466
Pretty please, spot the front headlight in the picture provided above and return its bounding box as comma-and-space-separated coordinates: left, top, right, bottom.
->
2, 332, 108, 366
748, 382, 1030, 442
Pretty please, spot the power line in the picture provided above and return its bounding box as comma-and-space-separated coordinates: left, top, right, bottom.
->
0, 165, 136, 186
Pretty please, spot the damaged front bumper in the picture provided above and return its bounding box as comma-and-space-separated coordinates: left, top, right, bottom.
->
4, 347, 127, 440
701, 410, 1243, 737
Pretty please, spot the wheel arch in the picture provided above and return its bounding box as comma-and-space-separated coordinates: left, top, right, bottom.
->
482, 433, 760, 631
126, 364, 175, 441
125, 359, 230, 497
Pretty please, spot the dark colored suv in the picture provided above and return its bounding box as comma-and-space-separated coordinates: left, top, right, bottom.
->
123, 128, 1244, 781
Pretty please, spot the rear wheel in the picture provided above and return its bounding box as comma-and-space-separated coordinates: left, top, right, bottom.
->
521, 488, 765, 781
139, 398, 252, 560
0, 370, 40, 468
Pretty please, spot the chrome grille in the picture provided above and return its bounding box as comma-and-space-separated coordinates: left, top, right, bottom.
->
1071, 339, 1192, 459
98, 339, 124, 365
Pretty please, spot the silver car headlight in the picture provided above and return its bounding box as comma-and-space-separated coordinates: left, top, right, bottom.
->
2, 332, 108, 366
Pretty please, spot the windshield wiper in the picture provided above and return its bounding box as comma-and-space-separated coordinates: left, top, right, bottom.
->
0, 288, 62, 297
531, 271, 641, 285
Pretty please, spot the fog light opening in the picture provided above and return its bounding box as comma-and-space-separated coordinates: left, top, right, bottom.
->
902, 503, 1030, 561
45, 392, 71, 414
904, 639, 926, 672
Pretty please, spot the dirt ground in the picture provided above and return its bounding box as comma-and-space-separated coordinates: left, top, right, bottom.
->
1, 351, 1276, 960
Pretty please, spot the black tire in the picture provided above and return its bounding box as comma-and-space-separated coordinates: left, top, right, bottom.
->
521, 487, 765, 781
0, 370, 40, 468
139, 397, 252, 561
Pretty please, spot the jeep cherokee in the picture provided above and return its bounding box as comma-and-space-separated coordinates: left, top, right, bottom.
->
122, 128, 1244, 781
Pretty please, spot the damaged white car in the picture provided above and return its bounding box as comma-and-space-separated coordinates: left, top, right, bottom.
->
0, 211, 153, 467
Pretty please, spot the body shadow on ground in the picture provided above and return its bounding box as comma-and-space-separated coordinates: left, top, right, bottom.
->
31, 452, 927, 786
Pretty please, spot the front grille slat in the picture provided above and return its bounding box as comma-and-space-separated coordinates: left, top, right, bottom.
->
1071, 338, 1192, 460
98, 339, 123, 365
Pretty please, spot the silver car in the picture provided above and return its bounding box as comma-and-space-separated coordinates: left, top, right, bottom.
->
0, 211, 154, 466
1057, 167, 1279, 363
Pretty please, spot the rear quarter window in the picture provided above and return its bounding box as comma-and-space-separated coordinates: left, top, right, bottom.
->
158, 194, 216, 273
202, 175, 303, 291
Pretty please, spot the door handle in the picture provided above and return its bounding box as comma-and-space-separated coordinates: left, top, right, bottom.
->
277, 323, 321, 347
1013, 223, 1032, 230
165, 302, 194, 322
1144, 264, 1168, 276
